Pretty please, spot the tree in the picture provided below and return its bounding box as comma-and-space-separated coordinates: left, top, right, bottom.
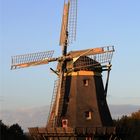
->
131, 110, 140, 119
8, 123, 24, 140
0, 120, 8, 140
114, 110, 140, 140
0, 121, 29, 140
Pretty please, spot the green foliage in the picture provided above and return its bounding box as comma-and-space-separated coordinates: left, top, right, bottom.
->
0, 120, 29, 140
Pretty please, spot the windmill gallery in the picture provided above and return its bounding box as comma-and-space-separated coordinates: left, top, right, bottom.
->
11, 0, 120, 140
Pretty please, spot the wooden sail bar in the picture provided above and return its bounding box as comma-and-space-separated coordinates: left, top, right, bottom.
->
59, 0, 70, 46
11, 46, 114, 70
68, 46, 114, 58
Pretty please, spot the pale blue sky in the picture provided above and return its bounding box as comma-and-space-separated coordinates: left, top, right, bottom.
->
0, 0, 140, 110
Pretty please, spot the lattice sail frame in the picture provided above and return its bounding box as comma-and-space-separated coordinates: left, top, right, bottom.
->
68, 0, 77, 45
11, 50, 54, 70
70, 46, 114, 70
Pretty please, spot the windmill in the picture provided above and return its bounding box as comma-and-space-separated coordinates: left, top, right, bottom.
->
11, 0, 119, 140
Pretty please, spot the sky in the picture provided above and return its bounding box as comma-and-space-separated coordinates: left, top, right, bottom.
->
0, 0, 140, 111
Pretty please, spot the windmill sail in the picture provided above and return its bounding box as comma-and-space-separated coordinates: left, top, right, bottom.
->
11, 50, 54, 70
59, 0, 77, 46
69, 46, 114, 70
59, 1, 70, 46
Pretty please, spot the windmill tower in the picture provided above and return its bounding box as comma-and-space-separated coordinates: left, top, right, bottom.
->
11, 0, 120, 140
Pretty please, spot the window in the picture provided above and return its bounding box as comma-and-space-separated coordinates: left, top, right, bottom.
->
62, 119, 68, 128
85, 111, 92, 120
83, 79, 89, 86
